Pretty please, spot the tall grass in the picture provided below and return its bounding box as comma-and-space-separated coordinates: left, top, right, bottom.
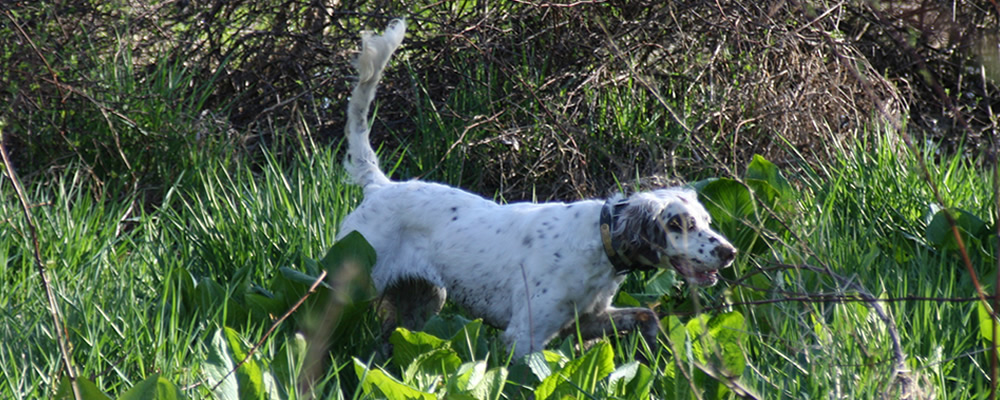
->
2, 2, 998, 398
2, 118, 998, 398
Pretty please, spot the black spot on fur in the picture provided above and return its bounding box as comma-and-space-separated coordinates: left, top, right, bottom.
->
523, 236, 534, 247
452, 216, 458, 221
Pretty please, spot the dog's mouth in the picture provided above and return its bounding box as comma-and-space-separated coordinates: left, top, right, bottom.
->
669, 258, 720, 287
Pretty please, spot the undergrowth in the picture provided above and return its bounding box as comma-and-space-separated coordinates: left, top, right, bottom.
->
2, 128, 1000, 399
2, 1, 1000, 399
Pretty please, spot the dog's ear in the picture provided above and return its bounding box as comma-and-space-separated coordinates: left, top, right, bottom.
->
617, 201, 669, 253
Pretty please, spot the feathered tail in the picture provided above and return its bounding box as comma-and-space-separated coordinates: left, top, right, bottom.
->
344, 19, 405, 189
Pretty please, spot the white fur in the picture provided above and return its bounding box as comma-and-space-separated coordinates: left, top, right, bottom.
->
337, 20, 736, 358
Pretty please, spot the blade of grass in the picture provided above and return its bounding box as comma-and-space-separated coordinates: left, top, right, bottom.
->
0, 124, 80, 400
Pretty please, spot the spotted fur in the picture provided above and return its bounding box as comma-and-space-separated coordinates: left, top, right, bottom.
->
337, 20, 736, 358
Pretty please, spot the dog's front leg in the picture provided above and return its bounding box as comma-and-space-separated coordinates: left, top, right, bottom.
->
562, 307, 660, 354
502, 304, 568, 359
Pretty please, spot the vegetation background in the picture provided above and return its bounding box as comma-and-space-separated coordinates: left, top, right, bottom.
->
1, 0, 999, 399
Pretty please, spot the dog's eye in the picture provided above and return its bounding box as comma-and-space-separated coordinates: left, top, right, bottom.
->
665, 215, 693, 232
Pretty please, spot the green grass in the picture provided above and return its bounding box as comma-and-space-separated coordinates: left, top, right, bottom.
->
2, 3, 998, 398
2, 125, 999, 399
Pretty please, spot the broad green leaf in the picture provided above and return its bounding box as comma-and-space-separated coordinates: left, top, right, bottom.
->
445, 361, 508, 400
204, 329, 239, 400
471, 367, 508, 400
686, 315, 711, 362
55, 376, 111, 400
746, 154, 793, 199
195, 277, 226, 312
223, 326, 269, 400
390, 327, 450, 370
449, 319, 487, 361
623, 362, 653, 400
524, 350, 566, 381
274, 332, 308, 388
706, 311, 747, 377
926, 208, 989, 251
117, 374, 183, 400
614, 291, 641, 307
661, 315, 687, 354
321, 231, 376, 274
447, 361, 488, 394
403, 347, 462, 385
245, 292, 286, 317
277, 266, 326, 289
642, 268, 680, 295
424, 314, 476, 339
535, 342, 615, 400
607, 361, 638, 391
354, 358, 434, 400
979, 301, 998, 344
695, 178, 756, 247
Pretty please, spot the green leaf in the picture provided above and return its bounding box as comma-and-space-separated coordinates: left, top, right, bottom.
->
642, 268, 680, 295
116, 374, 183, 400
608, 361, 653, 400
273, 332, 308, 388
696, 178, 754, 227
223, 326, 269, 400
623, 363, 653, 400
607, 361, 637, 391
390, 327, 450, 370
745, 154, 793, 199
471, 366, 508, 400
614, 291, 641, 307
448, 319, 487, 362
535, 341, 615, 400
524, 350, 566, 381
403, 347, 462, 384
354, 358, 435, 400
204, 329, 239, 400
978, 301, 998, 344
277, 266, 326, 289
424, 314, 476, 339
444, 360, 507, 400
446, 361, 488, 395
926, 208, 989, 251
707, 312, 747, 377
321, 231, 376, 274
55, 376, 111, 400
245, 292, 286, 317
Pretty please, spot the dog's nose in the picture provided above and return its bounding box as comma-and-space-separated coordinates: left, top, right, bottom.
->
713, 244, 736, 264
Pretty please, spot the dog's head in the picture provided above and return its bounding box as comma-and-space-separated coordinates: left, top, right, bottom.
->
608, 188, 736, 286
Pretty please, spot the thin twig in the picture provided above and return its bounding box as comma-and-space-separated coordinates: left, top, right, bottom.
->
3, 10, 64, 98
0, 125, 80, 400
209, 269, 328, 393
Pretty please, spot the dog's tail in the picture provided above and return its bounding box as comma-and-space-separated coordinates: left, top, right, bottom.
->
344, 19, 405, 189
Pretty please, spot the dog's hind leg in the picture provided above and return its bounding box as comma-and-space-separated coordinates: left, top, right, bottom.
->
380, 277, 447, 333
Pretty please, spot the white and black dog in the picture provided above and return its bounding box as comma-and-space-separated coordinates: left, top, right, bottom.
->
337, 20, 736, 358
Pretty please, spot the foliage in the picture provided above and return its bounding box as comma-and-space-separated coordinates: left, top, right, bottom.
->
2, 1, 1000, 399
2, 0, 996, 201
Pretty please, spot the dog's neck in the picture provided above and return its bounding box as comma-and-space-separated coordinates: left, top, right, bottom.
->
600, 200, 661, 276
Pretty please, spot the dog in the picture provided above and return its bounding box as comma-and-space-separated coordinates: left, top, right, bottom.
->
337, 20, 737, 359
